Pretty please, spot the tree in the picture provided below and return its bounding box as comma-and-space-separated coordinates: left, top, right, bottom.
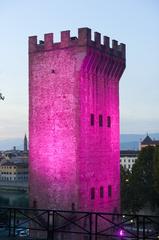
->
120, 165, 132, 212
121, 146, 159, 214
153, 146, 159, 195
131, 146, 156, 212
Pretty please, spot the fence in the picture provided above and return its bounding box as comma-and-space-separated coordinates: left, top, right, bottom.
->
0, 207, 159, 239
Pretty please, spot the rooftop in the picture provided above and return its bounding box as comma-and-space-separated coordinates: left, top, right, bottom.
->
141, 135, 159, 145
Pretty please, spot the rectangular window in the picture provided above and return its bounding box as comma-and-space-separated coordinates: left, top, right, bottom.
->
108, 185, 112, 197
91, 188, 95, 200
100, 186, 104, 198
99, 115, 103, 127
90, 114, 94, 126
107, 116, 111, 128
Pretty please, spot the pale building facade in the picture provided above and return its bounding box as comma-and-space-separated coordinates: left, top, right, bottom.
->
120, 150, 139, 171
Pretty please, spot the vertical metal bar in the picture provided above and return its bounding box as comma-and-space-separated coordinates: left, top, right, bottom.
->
8, 208, 12, 237
89, 212, 92, 240
143, 216, 145, 240
13, 208, 16, 237
52, 210, 55, 240
47, 210, 50, 240
95, 213, 98, 240
136, 215, 139, 240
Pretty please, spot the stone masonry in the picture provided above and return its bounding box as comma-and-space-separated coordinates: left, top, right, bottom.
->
29, 28, 126, 214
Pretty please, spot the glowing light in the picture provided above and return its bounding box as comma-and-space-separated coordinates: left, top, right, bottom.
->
119, 229, 124, 237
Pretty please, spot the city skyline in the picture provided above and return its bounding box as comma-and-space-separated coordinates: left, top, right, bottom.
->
0, 0, 159, 140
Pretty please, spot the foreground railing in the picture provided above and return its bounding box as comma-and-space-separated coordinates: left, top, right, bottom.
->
0, 207, 159, 239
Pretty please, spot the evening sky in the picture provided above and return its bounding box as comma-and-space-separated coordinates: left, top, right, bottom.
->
0, 0, 159, 139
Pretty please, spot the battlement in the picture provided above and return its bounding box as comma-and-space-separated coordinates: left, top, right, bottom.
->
29, 28, 126, 59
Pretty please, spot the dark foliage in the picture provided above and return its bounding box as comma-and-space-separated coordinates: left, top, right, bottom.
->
121, 146, 159, 214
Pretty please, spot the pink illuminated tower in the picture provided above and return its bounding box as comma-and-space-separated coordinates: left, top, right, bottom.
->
29, 28, 126, 214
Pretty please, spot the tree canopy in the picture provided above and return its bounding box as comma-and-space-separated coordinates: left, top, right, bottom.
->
121, 146, 159, 214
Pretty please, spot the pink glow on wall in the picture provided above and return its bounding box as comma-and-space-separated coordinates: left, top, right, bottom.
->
29, 28, 126, 213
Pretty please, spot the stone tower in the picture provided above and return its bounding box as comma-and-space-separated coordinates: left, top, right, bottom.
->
29, 28, 126, 213
24, 134, 28, 152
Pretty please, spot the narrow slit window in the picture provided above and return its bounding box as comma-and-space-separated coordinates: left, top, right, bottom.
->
33, 200, 37, 208
108, 185, 112, 197
107, 116, 111, 128
91, 187, 95, 200
90, 114, 94, 126
100, 186, 104, 198
99, 115, 103, 127
71, 203, 75, 211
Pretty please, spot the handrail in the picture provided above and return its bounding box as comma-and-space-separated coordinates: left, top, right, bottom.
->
0, 207, 158, 239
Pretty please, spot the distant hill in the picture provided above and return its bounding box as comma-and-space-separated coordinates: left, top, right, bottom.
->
0, 138, 23, 151
120, 141, 139, 150
0, 133, 159, 151
120, 133, 159, 150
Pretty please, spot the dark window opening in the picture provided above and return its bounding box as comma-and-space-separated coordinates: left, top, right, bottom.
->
33, 200, 37, 208
91, 114, 94, 126
100, 186, 104, 198
107, 116, 111, 128
71, 203, 75, 211
91, 188, 95, 200
99, 115, 103, 127
108, 185, 112, 197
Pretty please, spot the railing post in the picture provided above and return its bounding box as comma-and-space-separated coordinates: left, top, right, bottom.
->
95, 213, 98, 240
136, 215, 139, 240
89, 212, 92, 240
8, 208, 12, 237
13, 208, 16, 237
52, 210, 55, 240
143, 215, 146, 240
47, 210, 50, 240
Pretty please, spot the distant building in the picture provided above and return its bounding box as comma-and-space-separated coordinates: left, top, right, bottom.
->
120, 150, 139, 171
140, 135, 159, 150
24, 134, 28, 152
0, 161, 28, 182
0, 162, 17, 181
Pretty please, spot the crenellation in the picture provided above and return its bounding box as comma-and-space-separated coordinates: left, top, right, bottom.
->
28, 28, 126, 61
29, 36, 37, 53
94, 32, 101, 48
60, 30, 70, 48
78, 27, 91, 46
111, 40, 120, 57
118, 43, 126, 59
44, 33, 53, 50
112, 40, 118, 49
103, 36, 110, 49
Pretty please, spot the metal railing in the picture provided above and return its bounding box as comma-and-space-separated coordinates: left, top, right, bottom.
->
0, 207, 159, 239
